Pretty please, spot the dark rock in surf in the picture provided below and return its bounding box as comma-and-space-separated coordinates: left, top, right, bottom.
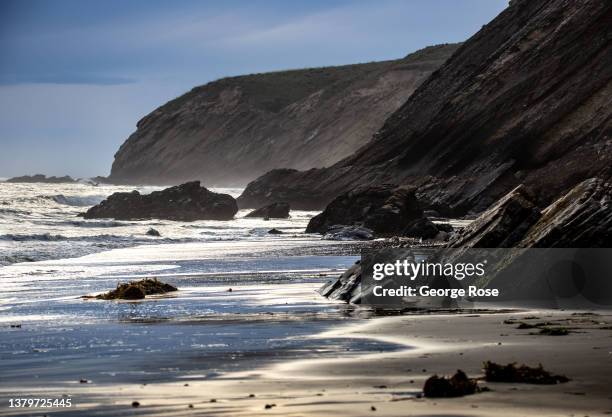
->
306, 184, 439, 238
245, 202, 290, 219
267, 228, 283, 234
83, 181, 238, 221
322, 225, 374, 241
146, 228, 161, 237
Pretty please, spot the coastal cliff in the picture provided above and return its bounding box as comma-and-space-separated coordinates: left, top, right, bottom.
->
109, 44, 458, 186
238, 0, 612, 212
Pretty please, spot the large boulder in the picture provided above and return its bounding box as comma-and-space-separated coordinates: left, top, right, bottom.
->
83, 181, 238, 221
306, 184, 438, 238
245, 202, 290, 219
322, 225, 374, 241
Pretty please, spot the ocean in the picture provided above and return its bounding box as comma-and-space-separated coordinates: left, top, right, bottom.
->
0, 182, 395, 391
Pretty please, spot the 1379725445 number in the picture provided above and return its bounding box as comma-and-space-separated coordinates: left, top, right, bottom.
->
9, 398, 72, 408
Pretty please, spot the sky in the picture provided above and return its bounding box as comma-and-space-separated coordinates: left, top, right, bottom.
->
0, 0, 508, 178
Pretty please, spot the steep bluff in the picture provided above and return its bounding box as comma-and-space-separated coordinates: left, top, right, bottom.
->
109, 44, 458, 186
238, 0, 612, 212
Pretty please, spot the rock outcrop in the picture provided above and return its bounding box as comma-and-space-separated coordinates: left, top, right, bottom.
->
109, 45, 458, 186
83, 181, 237, 221
319, 178, 612, 304
306, 184, 439, 238
240, 0, 612, 214
446, 185, 542, 248
6, 174, 77, 183
517, 178, 612, 248
245, 202, 290, 219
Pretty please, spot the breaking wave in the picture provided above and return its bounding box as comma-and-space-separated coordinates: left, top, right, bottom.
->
47, 194, 105, 207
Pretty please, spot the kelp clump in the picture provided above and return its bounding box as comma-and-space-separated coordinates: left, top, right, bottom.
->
95, 278, 178, 300
484, 361, 569, 384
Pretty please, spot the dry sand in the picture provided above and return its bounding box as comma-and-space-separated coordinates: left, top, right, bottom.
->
2, 309, 612, 416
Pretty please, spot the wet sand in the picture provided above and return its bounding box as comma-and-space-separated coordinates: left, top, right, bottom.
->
2, 309, 611, 416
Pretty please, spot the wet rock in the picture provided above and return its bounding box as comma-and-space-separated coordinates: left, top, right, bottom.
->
322, 225, 374, 241
318, 262, 362, 302
423, 370, 480, 397
83, 181, 238, 221
131, 401, 140, 408
483, 361, 569, 384
306, 184, 436, 238
245, 202, 290, 219
267, 228, 283, 234
94, 278, 177, 300
146, 228, 161, 237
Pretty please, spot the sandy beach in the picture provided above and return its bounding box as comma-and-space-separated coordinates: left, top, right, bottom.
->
3, 309, 611, 416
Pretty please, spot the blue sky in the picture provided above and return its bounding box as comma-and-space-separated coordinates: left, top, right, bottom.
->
0, 0, 508, 178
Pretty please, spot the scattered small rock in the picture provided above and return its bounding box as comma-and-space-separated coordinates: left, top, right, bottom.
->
79, 379, 89, 384
423, 370, 480, 398
209, 399, 216, 403
264, 403, 276, 409
267, 228, 283, 234
227, 288, 233, 292
131, 401, 140, 408
10, 324, 21, 328
483, 361, 569, 384
371, 405, 377, 411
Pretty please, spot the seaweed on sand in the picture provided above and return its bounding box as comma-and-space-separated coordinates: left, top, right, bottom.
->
535, 326, 570, 336
94, 278, 178, 300
483, 361, 569, 384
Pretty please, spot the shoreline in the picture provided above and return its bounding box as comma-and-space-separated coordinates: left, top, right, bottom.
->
2, 308, 611, 416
